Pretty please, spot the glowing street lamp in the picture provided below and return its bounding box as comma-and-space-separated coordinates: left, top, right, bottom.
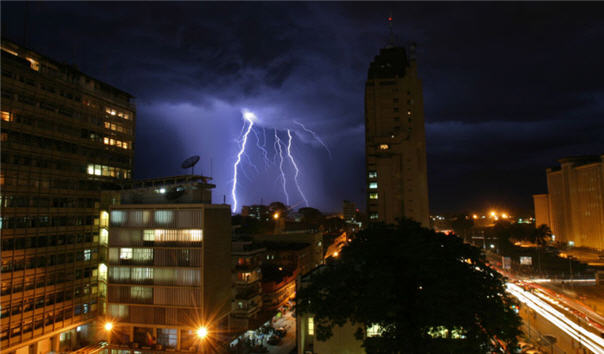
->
273, 212, 280, 220
196, 326, 208, 340
104, 322, 113, 331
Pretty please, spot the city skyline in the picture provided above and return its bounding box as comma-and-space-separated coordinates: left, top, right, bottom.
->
2, 3, 603, 214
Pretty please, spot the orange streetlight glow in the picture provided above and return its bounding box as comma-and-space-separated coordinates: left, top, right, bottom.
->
197, 326, 208, 339
273, 212, 280, 220
104, 322, 113, 331
472, 214, 478, 219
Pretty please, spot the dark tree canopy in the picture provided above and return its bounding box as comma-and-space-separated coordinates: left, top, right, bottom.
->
297, 220, 521, 353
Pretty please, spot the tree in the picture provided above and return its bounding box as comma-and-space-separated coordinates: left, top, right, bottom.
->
297, 220, 521, 353
533, 224, 552, 247
450, 214, 474, 242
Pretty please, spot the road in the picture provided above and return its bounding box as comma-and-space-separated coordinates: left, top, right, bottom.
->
507, 283, 604, 353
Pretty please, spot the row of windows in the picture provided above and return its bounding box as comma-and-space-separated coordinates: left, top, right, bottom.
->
0, 173, 108, 192
1, 251, 97, 272
3, 64, 132, 120
1, 269, 96, 296
1, 233, 95, 251
0, 195, 97, 208
1, 151, 128, 177
2, 108, 133, 146
0, 303, 96, 342
108, 248, 201, 267
0, 284, 96, 319
102, 136, 129, 150
2, 127, 131, 164
108, 266, 201, 286
87, 164, 131, 179
0, 215, 95, 229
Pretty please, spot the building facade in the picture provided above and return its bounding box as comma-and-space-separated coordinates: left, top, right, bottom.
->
533, 155, 604, 250
104, 176, 232, 351
230, 240, 265, 332
1, 39, 135, 353
364, 43, 430, 226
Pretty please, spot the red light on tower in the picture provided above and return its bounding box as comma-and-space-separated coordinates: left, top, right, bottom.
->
388, 17, 392, 22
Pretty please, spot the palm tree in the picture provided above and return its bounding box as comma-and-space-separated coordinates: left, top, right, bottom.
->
533, 224, 552, 275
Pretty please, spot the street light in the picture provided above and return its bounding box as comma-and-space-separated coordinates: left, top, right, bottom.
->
104, 322, 113, 332
196, 326, 208, 339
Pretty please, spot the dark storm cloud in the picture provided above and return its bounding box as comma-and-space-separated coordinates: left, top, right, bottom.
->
2, 2, 603, 213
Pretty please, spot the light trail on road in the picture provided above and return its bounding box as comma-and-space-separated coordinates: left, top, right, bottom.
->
506, 283, 604, 353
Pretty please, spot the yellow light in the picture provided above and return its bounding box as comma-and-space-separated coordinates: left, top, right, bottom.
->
273, 212, 280, 220
104, 322, 113, 331
490, 211, 496, 217
333, 251, 339, 257
501, 213, 508, 219
472, 214, 478, 219
197, 326, 208, 339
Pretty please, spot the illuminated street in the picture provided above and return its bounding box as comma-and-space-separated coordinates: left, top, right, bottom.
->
507, 283, 604, 353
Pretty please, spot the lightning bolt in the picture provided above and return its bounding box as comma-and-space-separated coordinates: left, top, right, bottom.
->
231, 110, 255, 213
287, 129, 309, 207
293, 120, 332, 160
253, 128, 271, 168
274, 129, 290, 205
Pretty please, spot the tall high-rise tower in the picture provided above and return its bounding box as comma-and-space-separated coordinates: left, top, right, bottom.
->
364, 35, 430, 226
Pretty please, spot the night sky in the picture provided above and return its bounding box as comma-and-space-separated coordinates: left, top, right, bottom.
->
2, 2, 603, 215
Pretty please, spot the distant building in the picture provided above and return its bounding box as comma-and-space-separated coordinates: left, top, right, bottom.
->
252, 231, 323, 273
532, 194, 551, 229
231, 240, 265, 332
1, 39, 135, 352
364, 41, 430, 226
533, 155, 604, 250
241, 204, 270, 221
103, 175, 232, 351
342, 200, 356, 222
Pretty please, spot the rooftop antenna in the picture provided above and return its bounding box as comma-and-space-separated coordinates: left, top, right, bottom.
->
387, 12, 395, 47
181, 155, 200, 175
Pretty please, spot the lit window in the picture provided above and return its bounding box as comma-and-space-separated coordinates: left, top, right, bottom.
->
130, 286, 152, 300
87, 164, 94, 175
108, 304, 129, 319
407, 111, 412, 116
100, 211, 109, 227
120, 248, 133, 260
116, 141, 122, 148
133, 248, 153, 262
368, 171, 377, 178
369, 193, 378, 199
94, 165, 102, 176
367, 324, 383, 337
109, 138, 115, 146
104, 137, 109, 145
110, 210, 126, 225
1, 111, 12, 122
100, 229, 108, 245
84, 249, 91, 261
143, 230, 155, 241
104, 122, 111, 129
123, 142, 128, 149
155, 210, 173, 224
370, 213, 378, 220
379, 144, 389, 150
308, 317, 314, 335
369, 182, 378, 189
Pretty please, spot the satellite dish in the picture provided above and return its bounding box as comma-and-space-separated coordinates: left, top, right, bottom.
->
181, 155, 200, 175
